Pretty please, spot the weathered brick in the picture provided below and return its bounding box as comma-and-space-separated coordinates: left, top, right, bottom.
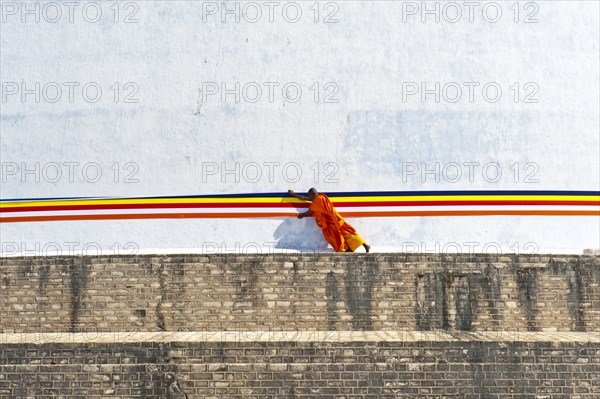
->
1, 253, 599, 333
1, 254, 599, 398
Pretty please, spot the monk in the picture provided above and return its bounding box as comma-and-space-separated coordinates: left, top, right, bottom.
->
288, 188, 370, 253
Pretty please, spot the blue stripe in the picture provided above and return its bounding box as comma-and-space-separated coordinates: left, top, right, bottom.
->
75, 190, 600, 199
1, 190, 598, 202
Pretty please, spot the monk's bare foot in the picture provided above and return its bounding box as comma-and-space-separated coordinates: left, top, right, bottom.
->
345, 248, 353, 252
363, 244, 370, 253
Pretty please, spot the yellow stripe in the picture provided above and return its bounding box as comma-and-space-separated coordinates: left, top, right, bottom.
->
1, 195, 598, 208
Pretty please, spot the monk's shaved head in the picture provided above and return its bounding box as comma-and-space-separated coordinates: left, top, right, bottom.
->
308, 187, 318, 200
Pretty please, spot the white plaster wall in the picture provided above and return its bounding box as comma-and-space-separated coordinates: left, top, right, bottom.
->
1, 1, 598, 254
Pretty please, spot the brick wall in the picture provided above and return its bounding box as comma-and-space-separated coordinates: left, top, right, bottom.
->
1, 340, 599, 398
1, 253, 599, 398
1, 254, 599, 333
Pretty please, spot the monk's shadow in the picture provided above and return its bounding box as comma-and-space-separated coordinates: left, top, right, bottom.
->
273, 217, 330, 252
273, 199, 331, 252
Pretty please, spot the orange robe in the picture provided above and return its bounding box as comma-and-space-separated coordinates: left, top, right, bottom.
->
309, 193, 366, 252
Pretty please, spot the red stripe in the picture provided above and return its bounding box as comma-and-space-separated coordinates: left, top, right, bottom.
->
1, 210, 598, 223
0, 202, 307, 213
1, 200, 599, 213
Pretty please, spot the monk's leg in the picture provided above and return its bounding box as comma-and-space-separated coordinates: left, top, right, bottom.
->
342, 232, 366, 252
322, 227, 345, 252
363, 243, 370, 253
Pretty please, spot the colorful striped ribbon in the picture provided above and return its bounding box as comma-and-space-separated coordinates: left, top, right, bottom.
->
1, 191, 598, 223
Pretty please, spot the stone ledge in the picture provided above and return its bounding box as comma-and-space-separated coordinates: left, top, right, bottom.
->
2, 331, 599, 344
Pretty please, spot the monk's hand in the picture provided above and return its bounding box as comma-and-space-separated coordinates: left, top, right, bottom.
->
288, 189, 294, 196
297, 213, 304, 219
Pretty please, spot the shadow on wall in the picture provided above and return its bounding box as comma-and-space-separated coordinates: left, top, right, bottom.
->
273, 217, 330, 252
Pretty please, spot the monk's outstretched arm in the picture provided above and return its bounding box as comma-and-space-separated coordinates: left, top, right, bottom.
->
288, 189, 311, 201
297, 210, 313, 219
288, 190, 313, 218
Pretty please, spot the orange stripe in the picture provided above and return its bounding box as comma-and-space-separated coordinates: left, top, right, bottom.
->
1, 210, 598, 223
